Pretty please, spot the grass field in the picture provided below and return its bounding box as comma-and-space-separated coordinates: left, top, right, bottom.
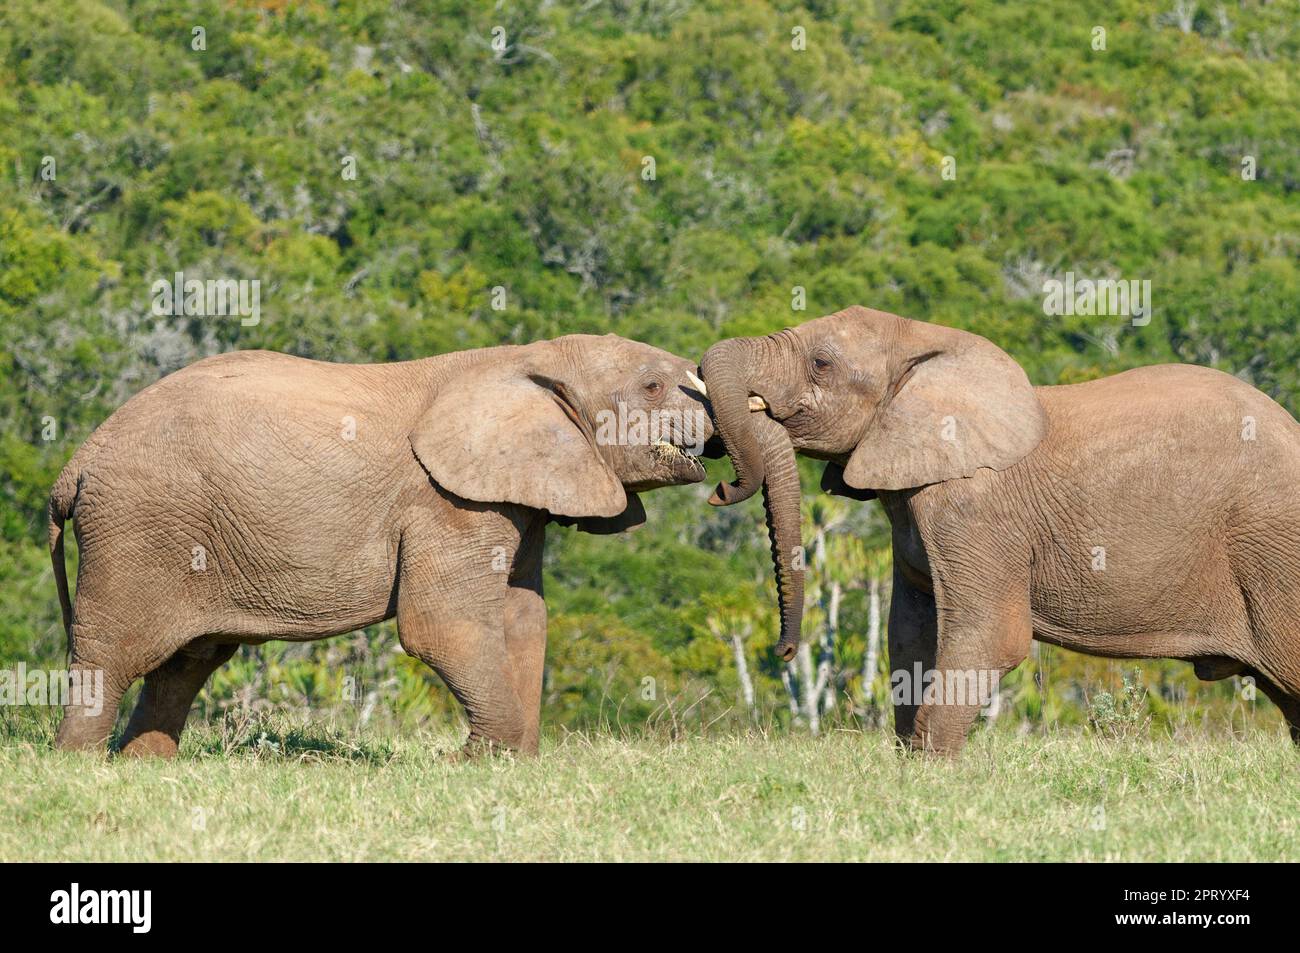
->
2, 713, 1296, 862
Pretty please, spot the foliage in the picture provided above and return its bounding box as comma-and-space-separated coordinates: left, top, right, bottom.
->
1087, 669, 1151, 739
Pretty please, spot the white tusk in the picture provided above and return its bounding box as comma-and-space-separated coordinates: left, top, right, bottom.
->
748, 395, 768, 412
686, 370, 708, 397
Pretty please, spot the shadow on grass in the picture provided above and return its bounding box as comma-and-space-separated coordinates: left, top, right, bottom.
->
183, 712, 403, 766
0, 706, 407, 765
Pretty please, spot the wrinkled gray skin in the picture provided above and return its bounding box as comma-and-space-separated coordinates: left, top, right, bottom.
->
703, 306, 1300, 755
50, 334, 714, 758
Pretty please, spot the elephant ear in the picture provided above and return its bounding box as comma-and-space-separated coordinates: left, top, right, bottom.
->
843, 321, 1047, 491
410, 366, 626, 519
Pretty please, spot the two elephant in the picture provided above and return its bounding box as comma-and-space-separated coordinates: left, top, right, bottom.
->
50, 308, 1300, 757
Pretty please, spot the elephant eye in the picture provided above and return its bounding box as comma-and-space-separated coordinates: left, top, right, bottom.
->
812, 356, 831, 372
644, 380, 663, 396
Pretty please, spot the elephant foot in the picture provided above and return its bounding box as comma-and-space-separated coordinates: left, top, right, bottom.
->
118, 730, 180, 759
444, 734, 524, 763
902, 725, 966, 759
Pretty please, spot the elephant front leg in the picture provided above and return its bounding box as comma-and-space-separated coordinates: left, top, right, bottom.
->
887, 564, 937, 744
910, 578, 1032, 757
399, 605, 529, 756
397, 537, 530, 757
503, 521, 547, 755
502, 587, 546, 755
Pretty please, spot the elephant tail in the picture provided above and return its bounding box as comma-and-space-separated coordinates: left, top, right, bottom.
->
48, 463, 81, 658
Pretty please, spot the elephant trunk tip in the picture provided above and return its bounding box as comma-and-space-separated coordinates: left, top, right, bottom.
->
699, 338, 766, 507
708, 480, 758, 506
774, 638, 797, 663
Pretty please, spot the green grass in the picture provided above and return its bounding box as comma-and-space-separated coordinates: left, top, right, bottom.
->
2, 713, 1297, 862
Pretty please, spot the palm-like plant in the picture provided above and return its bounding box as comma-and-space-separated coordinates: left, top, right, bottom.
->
697, 589, 774, 721
780, 493, 897, 733
856, 544, 894, 717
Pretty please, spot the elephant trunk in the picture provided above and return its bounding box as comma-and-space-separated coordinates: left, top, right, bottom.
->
700, 336, 805, 662
757, 416, 805, 662
700, 338, 766, 505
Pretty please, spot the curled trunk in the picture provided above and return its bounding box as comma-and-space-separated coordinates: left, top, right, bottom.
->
700, 339, 765, 505
700, 337, 805, 661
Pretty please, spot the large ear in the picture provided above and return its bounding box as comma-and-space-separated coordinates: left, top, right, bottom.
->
843, 321, 1047, 491
410, 365, 626, 519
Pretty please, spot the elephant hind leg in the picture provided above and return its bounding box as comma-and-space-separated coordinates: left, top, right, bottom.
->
53, 655, 129, 753
118, 639, 239, 759
1247, 670, 1300, 745
54, 618, 162, 753
55, 591, 204, 754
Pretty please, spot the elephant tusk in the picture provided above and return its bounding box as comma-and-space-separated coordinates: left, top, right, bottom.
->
748, 395, 768, 412
686, 370, 708, 397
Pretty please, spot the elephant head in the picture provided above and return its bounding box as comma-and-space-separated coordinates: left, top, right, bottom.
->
410, 334, 716, 533
700, 306, 1047, 658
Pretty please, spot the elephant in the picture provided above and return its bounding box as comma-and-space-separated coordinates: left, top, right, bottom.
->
698, 305, 1300, 755
48, 334, 714, 758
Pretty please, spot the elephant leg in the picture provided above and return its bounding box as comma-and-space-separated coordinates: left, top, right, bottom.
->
396, 531, 530, 755
55, 609, 172, 753
503, 521, 547, 755
54, 656, 129, 753
887, 563, 937, 744
910, 572, 1033, 757
118, 640, 238, 759
1249, 669, 1300, 745
54, 554, 210, 753
401, 613, 528, 755
1268, 693, 1300, 746
502, 588, 546, 755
